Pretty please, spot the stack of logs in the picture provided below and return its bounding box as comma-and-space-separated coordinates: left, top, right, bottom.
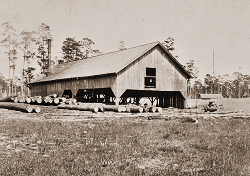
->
11, 94, 71, 106
58, 103, 162, 113
5, 95, 163, 114
3, 94, 75, 113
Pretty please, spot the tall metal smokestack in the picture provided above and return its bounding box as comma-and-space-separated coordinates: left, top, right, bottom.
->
48, 38, 51, 74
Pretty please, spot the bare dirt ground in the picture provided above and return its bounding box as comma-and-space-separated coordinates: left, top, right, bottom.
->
216, 98, 250, 113
187, 98, 250, 113
0, 104, 250, 175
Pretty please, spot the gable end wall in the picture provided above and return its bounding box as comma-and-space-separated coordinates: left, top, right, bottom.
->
114, 45, 188, 98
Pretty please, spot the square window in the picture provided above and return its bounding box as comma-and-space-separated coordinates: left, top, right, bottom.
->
146, 68, 156, 76
145, 77, 156, 88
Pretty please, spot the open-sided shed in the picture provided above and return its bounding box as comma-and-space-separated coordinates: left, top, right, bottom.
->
28, 41, 192, 108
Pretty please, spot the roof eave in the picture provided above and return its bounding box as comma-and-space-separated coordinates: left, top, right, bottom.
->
158, 42, 193, 79
28, 72, 117, 85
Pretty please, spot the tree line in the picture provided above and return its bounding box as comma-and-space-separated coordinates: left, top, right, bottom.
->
189, 72, 250, 99
0, 22, 53, 96
162, 37, 250, 99
0, 22, 106, 97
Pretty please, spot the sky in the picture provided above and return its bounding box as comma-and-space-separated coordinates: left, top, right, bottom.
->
0, 0, 250, 82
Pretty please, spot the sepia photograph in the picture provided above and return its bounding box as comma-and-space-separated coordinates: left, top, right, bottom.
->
0, 0, 250, 175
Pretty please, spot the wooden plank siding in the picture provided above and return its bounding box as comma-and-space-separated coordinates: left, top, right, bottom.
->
29, 43, 190, 108
114, 45, 188, 99
30, 75, 116, 97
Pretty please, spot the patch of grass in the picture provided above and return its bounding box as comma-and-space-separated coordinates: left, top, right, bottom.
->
163, 133, 170, 139
0, 115, 249, 175
158, 146, 183, 153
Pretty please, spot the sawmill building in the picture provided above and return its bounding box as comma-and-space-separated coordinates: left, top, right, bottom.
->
28, 41, 192, 108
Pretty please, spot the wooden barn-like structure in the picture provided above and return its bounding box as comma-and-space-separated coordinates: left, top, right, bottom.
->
28, 42, 192, 108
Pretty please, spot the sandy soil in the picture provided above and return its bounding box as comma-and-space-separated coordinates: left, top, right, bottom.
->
216, 98, 250, 113
187, 98, 250, 113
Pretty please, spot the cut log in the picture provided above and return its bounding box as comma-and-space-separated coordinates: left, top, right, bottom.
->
57, 104, 99, 112
0, 102, 36, 113
25, 97, 32, 104
54, 97, 66, 104
18, 97, 26, 103
129, 106, 143, 113
57, 104, 76, 110
14, 97, 19, 103
78, 105, 99, 113
71, 98, 77, 105
31, 97, 36, 103
35, 96, 42, 104
149, 107, 157, 113
53, 98, 60, 105
103, 105, 126, 112
26, 106, 34, 113
78, 102, 104, 106
43, 96, 53, 104
77, 103, 104, 112
64, 98, 77, 105
156, 107, 162, 113
34, 106, 41, 113
60, 97, 67, 103
125, 105, 131, 112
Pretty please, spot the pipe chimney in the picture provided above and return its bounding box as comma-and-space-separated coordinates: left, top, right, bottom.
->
48, 38, 51, 74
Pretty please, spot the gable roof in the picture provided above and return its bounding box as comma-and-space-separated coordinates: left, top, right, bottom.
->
30, 41, 192, 84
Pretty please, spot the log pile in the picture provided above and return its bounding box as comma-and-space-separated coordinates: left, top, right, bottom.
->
57, 103, 162, 113
0, 102, 41, 113
7, 94, 72, 106
35, 96, 43, 104
25, 97, 32, 104
4, 95, 163, 114
43, 96, 53, 104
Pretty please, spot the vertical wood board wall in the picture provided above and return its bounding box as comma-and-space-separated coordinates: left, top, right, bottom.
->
115, 45, 188, 98
30, 75, 116, 97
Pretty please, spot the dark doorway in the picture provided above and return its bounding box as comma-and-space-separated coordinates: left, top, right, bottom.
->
121, 89, 185, 108
62, 90, 72, 98
76, 88, 115, 103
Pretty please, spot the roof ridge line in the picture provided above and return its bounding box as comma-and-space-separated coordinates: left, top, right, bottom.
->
116, 42, 160, 73
87, 41, 160, 59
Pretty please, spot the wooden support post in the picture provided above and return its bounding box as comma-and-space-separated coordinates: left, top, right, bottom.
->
173, 92, 176, 108
115, 97, 120, 106
148, 97, 157, 105
96, 94, 99, 103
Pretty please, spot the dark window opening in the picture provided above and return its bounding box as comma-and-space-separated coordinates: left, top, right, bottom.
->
145, 68, 156, 88
146, 68, 156, 76
145, 77, 156, 88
